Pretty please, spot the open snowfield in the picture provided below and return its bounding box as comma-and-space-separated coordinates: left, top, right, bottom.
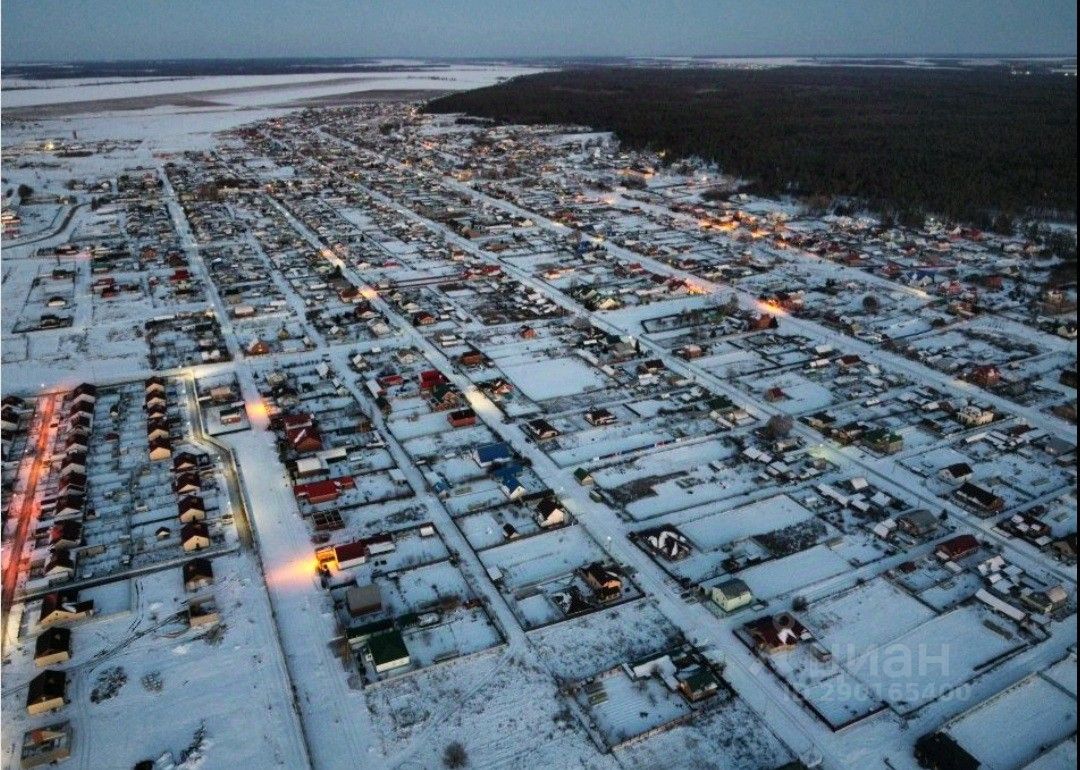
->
2, 65, 543, 110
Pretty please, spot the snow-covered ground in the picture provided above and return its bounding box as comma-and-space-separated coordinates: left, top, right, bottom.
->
2, 74, 1076, 770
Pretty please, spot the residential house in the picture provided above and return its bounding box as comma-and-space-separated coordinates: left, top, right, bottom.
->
334, 540, 369, 570
43, 551, 75, 582
148, 437, 172, 461
935, 534, 981, 562
182, 558, 214, 592
69, 383, 97, 409
641, 527, 691, 561
180, 521, 211, 552
584, 408, 616, 427
37, 592, 94, 629
367, 629, 410, 673
709, 578, 753, 613
187, 597, 220, 628
472, 441, 512, 469
580, 562, 623, 602
18, 721, 72, 769
535, 498, 567, 529
173, 471, 201, 496
968, 365, 1001, 388
493, 466, 526, 501
26, 671, 67, 716
177, 495, 206, 524
525, 418, 559, 441
956, 405, 994, 427
954, 482, 1005, 515
896, 509, 941, 538
939, 463, 974, 484
677, 668, 720, 702
447, 408, 477, 428
33, 628, 72, 668
48, 521, 82, 550
745, 613, 809, 654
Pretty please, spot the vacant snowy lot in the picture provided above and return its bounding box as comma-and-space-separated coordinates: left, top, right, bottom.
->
500, 355, 610, 401
848, 604, 1025, 714
946, 673, 1077, 770
803, 579, 938, 662
681, 494, 814, 550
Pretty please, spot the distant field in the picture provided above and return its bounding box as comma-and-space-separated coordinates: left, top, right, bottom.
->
426, 66, 1078, 222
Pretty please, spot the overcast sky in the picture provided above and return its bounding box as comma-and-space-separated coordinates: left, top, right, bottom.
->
2, 0, 1076, 63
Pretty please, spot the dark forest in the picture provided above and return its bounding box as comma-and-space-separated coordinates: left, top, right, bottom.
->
427, 67, 1077, 225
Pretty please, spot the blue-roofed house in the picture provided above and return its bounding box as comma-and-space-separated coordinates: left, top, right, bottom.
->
493, 465, 526, 501
472, 441, 512, 469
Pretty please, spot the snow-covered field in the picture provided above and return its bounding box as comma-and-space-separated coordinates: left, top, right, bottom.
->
2, 65, 543, 109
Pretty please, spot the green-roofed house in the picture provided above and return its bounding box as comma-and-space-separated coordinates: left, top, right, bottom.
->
573, 467, 594, 486
368, 629, 410, 673
677, 667, 720, 702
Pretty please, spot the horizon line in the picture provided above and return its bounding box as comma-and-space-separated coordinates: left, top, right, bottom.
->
3, 52, 1077, 67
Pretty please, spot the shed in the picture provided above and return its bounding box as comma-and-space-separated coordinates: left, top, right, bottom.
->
346, 584, 382, 617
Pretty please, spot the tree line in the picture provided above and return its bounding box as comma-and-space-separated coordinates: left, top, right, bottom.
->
426, 66, 1077, 226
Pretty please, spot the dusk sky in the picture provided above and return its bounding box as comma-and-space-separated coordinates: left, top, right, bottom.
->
1, 0, 1077, 63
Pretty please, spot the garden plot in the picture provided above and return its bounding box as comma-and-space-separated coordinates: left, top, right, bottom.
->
402, 426, 495, 460
945, 673, 1077, 770
399, 607, 503, 666
916, 571, 986, 612
530, 602, 682, 680
754, 639, 885, 729
581, 668, 691, 747
500, 355, 610, 401
336, 530, 450, 581
78, 579, 134, 617
802, 579, 937, 662
442, 481, 508, 516
1043, 654, 1078, 697
480, 525, 603, 589
737, 544, 853, 601
387, 409, 468, 441
364, 651, 602, 770
902, 445, 980, 477
479, 525, 638, 629
426, 452, 489, 485
618, 464, 757, 520
617, 691, 794, 770
1024, 738, 1078, 770
681, 494, 815, 551
376, 560, 476, 615
744, 372, 834, 414
348, 469, 412, 503
456, 504, 553, 551
970, 452, 1072, 504
548, 423, 673, 469
848, 604, 1025, 714
591, 437, 731, 490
